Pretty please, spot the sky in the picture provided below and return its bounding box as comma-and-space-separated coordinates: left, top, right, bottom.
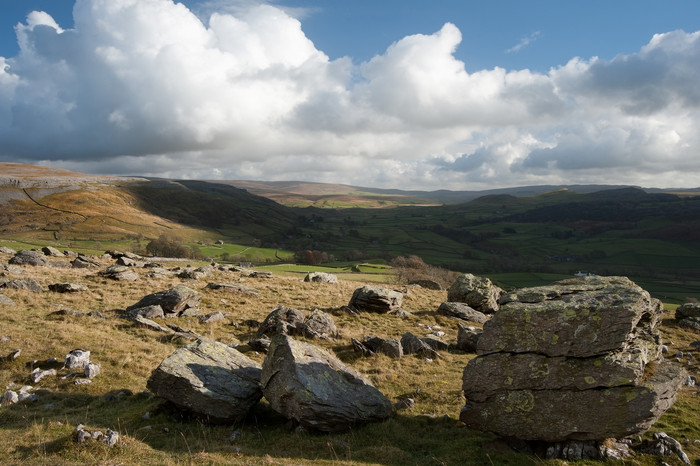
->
1, 0, 700, 191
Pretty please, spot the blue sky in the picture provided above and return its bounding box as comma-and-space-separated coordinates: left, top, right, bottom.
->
1, 0, 700, 190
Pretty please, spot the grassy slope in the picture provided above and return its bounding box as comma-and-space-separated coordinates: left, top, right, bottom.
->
1, 253, 699, 465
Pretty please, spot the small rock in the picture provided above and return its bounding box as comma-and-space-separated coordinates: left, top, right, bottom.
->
65, 349, 91, 369
2, 390, 19, 405
84, 362, 101, 379
30, 368, 57, 383
393, 398, 415, 410
74, 379, 92, 385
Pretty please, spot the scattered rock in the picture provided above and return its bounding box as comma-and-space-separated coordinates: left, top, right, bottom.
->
134, 315, 174, 333
116, 256, 139, 267
400, 332, 440, 359
48, 283, 88, 293
126, 305, 165, 320
2, 390, 19, 405
304, 272, 338, 284
206, 282, 259, 297
98, 264, 139, 281
30, 368, 57, 383
147, 338, 262, 423
446, 273, 503, 314
127, 285, 201, 317
9, 250, 47, 267
178, 266, 213, 280
0, 279, 44, 292
71, 254, 102, 269
364, 336, 403, 359
638, 432, 691, 465
302, 309, 337, 339
461, 276, 685, 442
393, 397, 415, 410
65, 349, 91, 370
260, 334, 392, 432
255, 305, 306, 338
0, 246, 17, 254
456, 323, 482, 353
41, 246, 64, 257
676, 303, 700, 330
0, 294, 15, 306
4, 348, 21, 361
437, 302, 489, 324
348, 285, 403, 313
199, 311, 226, 324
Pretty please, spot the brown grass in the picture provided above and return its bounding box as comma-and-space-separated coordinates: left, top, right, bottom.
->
1, 251, 699, 464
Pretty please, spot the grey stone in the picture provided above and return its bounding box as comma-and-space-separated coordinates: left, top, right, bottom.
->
0, 294, 15, 306
127, 305, 165, 320
2, 390, 19, 405
147, 338, 262, 423
302, 309, 337, 339
400, 332, 440, 359
71, 255, 102, 268
260, 334, 392, 432
363, 336, 403, 359
461, 276, 685, 442
127, 285, 201, 316
65, 349, 91, 369
9, 249, 47, 266
134, 315, 173, 333
98, 264, 139, 281
0, 246, 16, 254
408, 279, 443, 290
437, 302, 489, 324
676, 303, 700, 320
304, 272, 338, 284
348, 285, 403, 313
48, 283, 88, 293
206, 282, 259, 297
41, 246, 64, 257
30, 368, 57, 383
456, 323, 482, 353
199, 311, 226, 324
255, 305, 306, 338
85, 363, 101, 379
0, 279, 44, 292
447, 273, 503, 314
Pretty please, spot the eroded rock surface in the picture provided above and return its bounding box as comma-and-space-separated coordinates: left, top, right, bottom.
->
447, 273, 503, 314
348, 285, 403, 313
147, 338, 262, 423
461, 276, 685, 442
261, 334, 392, 432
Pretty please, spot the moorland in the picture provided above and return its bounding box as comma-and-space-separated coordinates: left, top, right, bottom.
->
1, 162, 700, 465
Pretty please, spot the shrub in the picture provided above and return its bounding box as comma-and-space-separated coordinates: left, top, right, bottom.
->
145, 234, 194, 258
390, 255, 459, 288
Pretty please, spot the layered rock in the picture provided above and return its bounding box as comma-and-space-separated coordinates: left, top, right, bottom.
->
447, 273, 503, 314
676, 303, 700, 330
461, 276, 685, 442
147, 338, 262, 423
261, 334, 392, 432
348, 285, 403, 313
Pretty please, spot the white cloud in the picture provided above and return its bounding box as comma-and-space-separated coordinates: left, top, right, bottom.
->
0, 0, 699, 190
506, 31, 541, 54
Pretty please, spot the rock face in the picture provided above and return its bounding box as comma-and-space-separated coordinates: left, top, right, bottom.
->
9, 250, 47, 267
348, 285, 403, 313
261, 334, 392, 432
447, 273, 503, 314
127, 285, 201, 317
460, 276, 685, 442
147, 338, 262, 423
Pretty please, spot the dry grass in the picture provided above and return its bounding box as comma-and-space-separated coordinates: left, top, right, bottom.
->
1, 251, 699, 465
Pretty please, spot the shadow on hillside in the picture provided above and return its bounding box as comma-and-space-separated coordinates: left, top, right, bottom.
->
0, 387, 514, 464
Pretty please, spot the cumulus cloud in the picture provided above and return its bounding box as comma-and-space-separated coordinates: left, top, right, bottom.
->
1, 0, 699, 190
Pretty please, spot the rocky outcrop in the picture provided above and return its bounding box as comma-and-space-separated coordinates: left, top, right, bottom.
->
9, 250, 47, 267
98, 264, 139, 281
461, 276, 685, 442
304, 272, 338, 284
147, 338, 262, 423
447, 273, 503, 314
0, 279, 44, 292
348, 285, 403, 313
127, 285, 201, 317
261, 334, 392, 432
437, 302, 489, 324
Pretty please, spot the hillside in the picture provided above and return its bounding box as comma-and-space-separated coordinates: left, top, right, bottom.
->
1, 163, 699, 302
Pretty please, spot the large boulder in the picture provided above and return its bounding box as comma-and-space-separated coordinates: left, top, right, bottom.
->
261, 334, 392, 432
676, 303, 700, 330
127, 285, 201, 317
147, 338, 262, 423
98, 264, 139, 281
447, 273, 503, 314
9, 250, 47, 267
348, 285, 403, 313
461, 276, 685, 442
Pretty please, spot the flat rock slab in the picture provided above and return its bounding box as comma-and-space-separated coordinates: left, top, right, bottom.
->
147, 338, 262, 423
461, 360, 685, 441
478, 276, 663, 358
261, 334, 392, 432
438, 302, 489, 324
